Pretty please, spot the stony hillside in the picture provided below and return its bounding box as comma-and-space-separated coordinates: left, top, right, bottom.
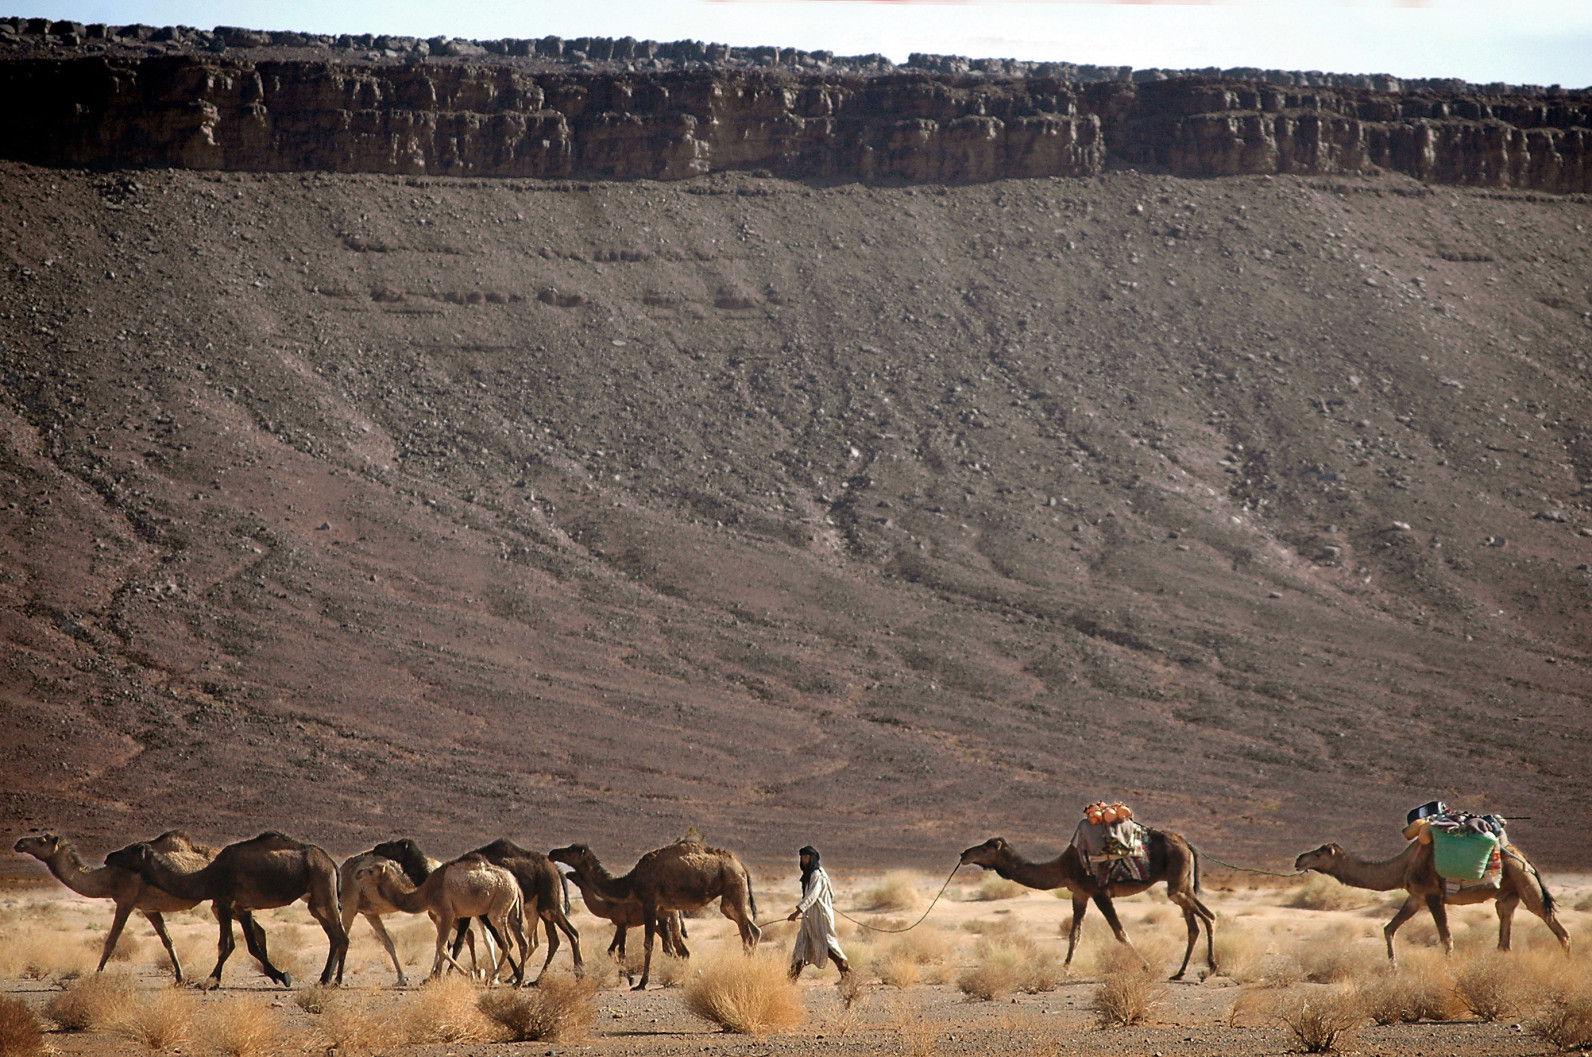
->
1, 31, 1590, 878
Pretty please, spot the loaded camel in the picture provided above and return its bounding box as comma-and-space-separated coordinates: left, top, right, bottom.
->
1295, 839, 1570, 960
549, 840, 760, 990
340, 843, 444, 987
13, 830, 251, 984
960, 834, 1217, 980
105, 831, 347, 989
354, 853, 528, 985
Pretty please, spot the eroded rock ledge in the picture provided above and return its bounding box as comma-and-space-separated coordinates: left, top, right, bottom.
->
1, 50, 1587, 189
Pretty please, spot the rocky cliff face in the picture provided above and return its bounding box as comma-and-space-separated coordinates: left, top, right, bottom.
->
1, 50, 1588, 190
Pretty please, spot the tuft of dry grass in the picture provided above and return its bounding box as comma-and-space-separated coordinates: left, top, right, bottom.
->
682, 949, 805, 1035
301, 987, 398, 1055
1089, 958, 1165, 1028
400, 974, 498, 1044
875, 948, 920, 988
1452, 949, 1533, 1021
1212, 922, 1267, 984
1274, 987, 1363, 1053
1287, 875, 1369, 912
0, 923, 97, 980
970, 876, 1028, 902
199, 994, 292, 1057
1289, 924, 1383, 983
0, 996, 45, 1057
860, 872, 924, 912
478, 972, 598, 1042
1530, 982, 1592, 1051
44, 970, 138, 1031
111, 986, 196, 1051
957, 934, 1062, 1001
894, 1004, 939, 1057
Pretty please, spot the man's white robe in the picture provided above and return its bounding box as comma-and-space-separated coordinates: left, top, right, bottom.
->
792, 866, 845, 968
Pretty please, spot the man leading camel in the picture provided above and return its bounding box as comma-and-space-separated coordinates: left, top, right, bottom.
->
786, 845, 850, 981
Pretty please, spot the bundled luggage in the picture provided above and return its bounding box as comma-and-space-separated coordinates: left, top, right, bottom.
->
1073, 801, 1149, 887
1401, 800, 1507, 887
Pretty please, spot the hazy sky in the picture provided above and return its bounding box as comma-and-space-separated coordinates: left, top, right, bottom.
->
16, 0, 1592, 87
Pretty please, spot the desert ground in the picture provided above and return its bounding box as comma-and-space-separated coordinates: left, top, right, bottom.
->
3, 862, 1592, 1056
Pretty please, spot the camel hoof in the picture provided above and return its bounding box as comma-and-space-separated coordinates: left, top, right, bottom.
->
630, 982, 648, 992
200, 978, 222, 992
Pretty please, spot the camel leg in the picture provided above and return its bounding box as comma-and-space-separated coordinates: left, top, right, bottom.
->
235, 911, 291, 987
432, 914, 476, 979
1065, 894, 1090, 966
1170, 902, 1199, 981
307, 892, 349, 986
477, 917, 508, 986
724, 898, 762, 949
1382, 896, 1423, 962
362, 912, 408, 987
142, 911, 186, 983
633, 903, 659, 991
97, 902, 135, 975
1519, 873, 1572, 950
548, 907, 583, 974
1425, 894, 1453, 954
1092, 892, 1141, 967
1495, 891, 1520, 951
206, 905, 240, 990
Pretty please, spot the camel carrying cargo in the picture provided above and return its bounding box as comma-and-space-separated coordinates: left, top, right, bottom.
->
1400, 800, 1507, 893
1071, 801, 1149, 887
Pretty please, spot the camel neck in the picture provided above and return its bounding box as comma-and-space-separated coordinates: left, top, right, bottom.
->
1326, 843, 1424, 892
43, 844, 117, 899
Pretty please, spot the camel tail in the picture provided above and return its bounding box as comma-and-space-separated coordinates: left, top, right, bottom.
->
746, 867, 758, 918
559, 870, 571, 915
1191, 844, 1202, 895
1539, 871, 1556, 915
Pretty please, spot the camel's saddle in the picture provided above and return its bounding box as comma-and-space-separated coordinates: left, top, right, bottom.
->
1072, 801, 1149, 887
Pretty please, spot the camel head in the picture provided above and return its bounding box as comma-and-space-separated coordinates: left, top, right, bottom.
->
959, 837, 1010, 869
352, 858, 412, 895
547, 844, 598, 873
13, 833, 64, 858
371, 838, 432, 884
1293, 843, 1345, 874
103, 842, 155, 874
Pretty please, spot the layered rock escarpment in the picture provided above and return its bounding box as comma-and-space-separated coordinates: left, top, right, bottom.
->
0, 49, 1587, 190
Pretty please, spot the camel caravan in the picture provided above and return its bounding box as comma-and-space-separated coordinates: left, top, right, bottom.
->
11, 798, 1571, 991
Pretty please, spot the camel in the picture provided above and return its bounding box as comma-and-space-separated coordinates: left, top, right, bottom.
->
370, 838, 578, 983
960, 834, 1217, 980
458, 839, 583, 983
105, 831, 348, 989
1295, 839, 1570, 960
354, 854, 528, 985
548, 840, 760, 990
14, 830, 230, 983
340, 844, 443, 986
557, 861, 687, 971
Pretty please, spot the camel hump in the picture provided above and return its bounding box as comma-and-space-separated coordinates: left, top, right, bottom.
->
472, 838, 533, 860
245, 831, 302, 849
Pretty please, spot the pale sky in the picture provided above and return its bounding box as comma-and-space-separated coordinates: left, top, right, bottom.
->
15, 0, 1592, 88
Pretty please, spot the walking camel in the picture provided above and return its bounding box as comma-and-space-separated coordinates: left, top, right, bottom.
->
556, 860, 688, 974
354, 854, 528, 985
960, 834, 1217, 980
13, 831, 246, 983
340, 843, 443, 987
105, 831, 348, 989
1295, 839, 1570, 960
548, 841, 760, 990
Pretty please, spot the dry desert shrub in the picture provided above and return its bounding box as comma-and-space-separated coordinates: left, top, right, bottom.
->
1360, 951, 1461, 1023
957, 934, 1062, 1000
1273, 986, 1363, 1053
1290, 923, 1383, 983
1530, 982, 1592, 1051
301, 987, 398, 1055
1287, 875, 1369, 912
682, 949, 805, 1035
0, 923, 96, 979
650, 951, 694, 988
893, 1004, 939, 1057
875, 927, 955, 984
1226, 987, 1274, 1028
478, 972, 598, 1043
1088, 956, 1165, 1028
861, 872, 925, 912
400, 974, 498, 1044
1212, 921, 1267, 983
44, 970, 138, 1031
0, 996, 45, 1057
111, 986, 196, 1051
875, 948, 921, 988
971, 876, 1028, 901
199, 994, 292, 1057
1452, 949, 1535, 1021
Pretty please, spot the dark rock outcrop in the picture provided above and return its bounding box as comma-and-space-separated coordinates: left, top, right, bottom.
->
0, 45, 1586, 190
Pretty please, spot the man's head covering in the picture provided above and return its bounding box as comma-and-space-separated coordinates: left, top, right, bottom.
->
799, 845, 820, 882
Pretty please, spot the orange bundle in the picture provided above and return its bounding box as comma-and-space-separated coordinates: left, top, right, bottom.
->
1084, 801, 1134, 825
